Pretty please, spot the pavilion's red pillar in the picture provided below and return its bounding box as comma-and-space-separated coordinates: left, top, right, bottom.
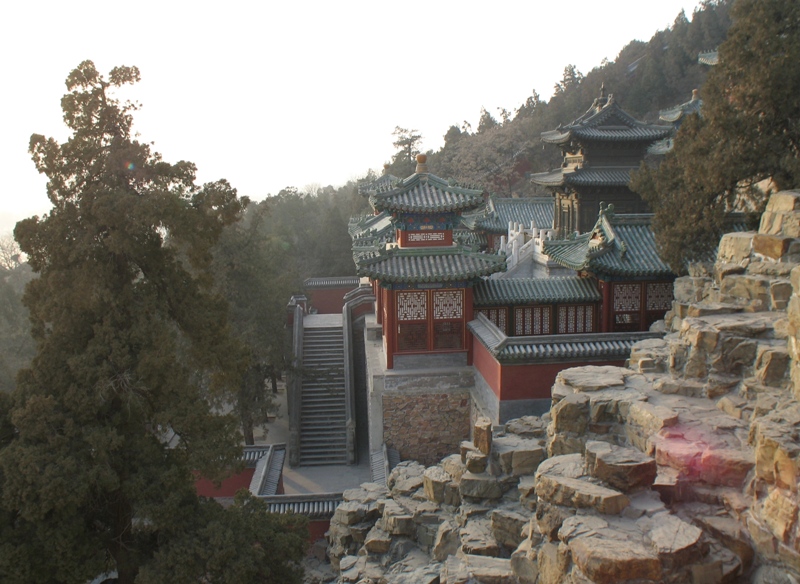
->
385, 290, 395, 369
464, 287, 474, 365
601, 281, 612, 332
375, 282, 383, 325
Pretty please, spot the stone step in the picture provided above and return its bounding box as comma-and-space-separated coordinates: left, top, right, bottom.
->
297, 454, 348, 466
300, 400, 346, 409
300, 424, 346, 442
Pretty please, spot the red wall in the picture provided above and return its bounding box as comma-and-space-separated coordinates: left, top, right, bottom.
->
472, 340, 624, 401
473, 339, 502, 398
306, 287, 354, 314
195, 468, 255, 498
308, 519, 330, 544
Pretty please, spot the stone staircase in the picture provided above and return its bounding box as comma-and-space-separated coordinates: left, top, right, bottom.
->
299, 325, 348, 466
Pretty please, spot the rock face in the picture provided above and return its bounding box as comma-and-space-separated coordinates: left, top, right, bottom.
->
324, 191, 800, 583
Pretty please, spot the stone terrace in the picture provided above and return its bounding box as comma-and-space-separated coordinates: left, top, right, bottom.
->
319, 190, 800, 584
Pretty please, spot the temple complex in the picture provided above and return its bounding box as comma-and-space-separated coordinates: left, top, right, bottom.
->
530, 85, 673, 236
354, 155, 506, 370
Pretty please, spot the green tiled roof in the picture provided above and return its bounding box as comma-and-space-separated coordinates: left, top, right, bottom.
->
462, 196, 554, 233
659, 92, 703, 124
304, 277, 361, 290
468, 314, 663, 363
348, 212, 394, 239
541, 97, 672, 146
358, 172, 401, 196
530, 168, 632, 188
355, 245, 506, 283
370, 173, 485, 214
543, 208, 673, 279
698, 50, 719, 66
473, 276, 600, 306
454, 229, 488, 248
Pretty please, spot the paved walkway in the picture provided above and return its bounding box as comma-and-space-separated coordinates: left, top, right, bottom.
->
256, 381, 372, 494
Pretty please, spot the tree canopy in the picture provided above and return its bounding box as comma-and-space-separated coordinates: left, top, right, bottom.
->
631, 0, 800, 271
0, 61, 306, 584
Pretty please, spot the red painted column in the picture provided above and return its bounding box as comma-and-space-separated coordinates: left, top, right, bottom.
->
375, 282, 383, 325
464, 287, 474, 365
640, 282, 648, 332
385, 290, 395, 369
601, 281, 612, 332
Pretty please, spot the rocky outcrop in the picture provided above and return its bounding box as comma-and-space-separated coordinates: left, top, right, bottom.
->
323, 191, 800, 583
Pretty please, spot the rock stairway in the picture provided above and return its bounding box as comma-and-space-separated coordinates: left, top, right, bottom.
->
299, 325, 347, 466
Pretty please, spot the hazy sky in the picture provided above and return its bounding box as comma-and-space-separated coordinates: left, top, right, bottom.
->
0, 1, 704, 235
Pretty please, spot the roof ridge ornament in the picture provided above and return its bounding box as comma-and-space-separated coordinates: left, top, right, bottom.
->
415, 154, 428, 174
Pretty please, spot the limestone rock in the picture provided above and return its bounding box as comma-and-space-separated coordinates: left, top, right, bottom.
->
537, 542, 571, 584
696, 514, 755, 571
535, 474, 629, 515
491, 507, 529, 550
440, 453, 466, 482
363, 524, 392, 554
536, 500, 575, 540
536, 453, 585, 480
459, 471, 503, 500
332, 501, 371, 526
569, 536, 661, 584
459, 517, 501, 557
505, 415, 547, 439
510, 538, 539, 584
518, 476, 537, 510
585, 441, 657, 492
465, 450, 488, 474
379, 500, 415, 536
627, 401, 678, 436
646, 513, 705, 568
550, 392, 590, 434
493, 434, 546, 477
388, 461, 425, 496
474, 417, 493, 455
763, 488, 799, 542
716, 231, 754, 266
342, 482, 389, 503
432, 519, 460, 561
442, 554, 515, 584
556, 365, 627, 392
422, 465, 451, 504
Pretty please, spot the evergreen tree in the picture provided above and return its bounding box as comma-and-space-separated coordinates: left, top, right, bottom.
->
631, 0, 800, 271
0, 61, 306, 583
212, 202, 297, 444
387, 126, 422, 177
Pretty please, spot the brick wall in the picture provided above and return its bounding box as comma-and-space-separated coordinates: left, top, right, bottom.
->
383, 390, 471, 466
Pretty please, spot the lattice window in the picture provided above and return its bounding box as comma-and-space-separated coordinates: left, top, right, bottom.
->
613, 283, 642, 312
398, 322, 428, 352
557, 305, 595, 334
646, 282, 673, 311
397, 291, 426, 321
514, 308, 524, 335
433, 290, 463, 320
476, 308, 507, 334
515, 306, 551, 336
433, 321, 463, 350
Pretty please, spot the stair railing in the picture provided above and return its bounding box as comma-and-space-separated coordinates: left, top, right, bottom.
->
287, 297, 306, 467
342, 284, 376, 465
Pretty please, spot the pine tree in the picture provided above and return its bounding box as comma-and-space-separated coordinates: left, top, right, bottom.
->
0, 61, 306, 584
631, 0, 800, 271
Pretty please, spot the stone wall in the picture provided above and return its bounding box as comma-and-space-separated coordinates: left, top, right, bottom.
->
383, 390, 471, 466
